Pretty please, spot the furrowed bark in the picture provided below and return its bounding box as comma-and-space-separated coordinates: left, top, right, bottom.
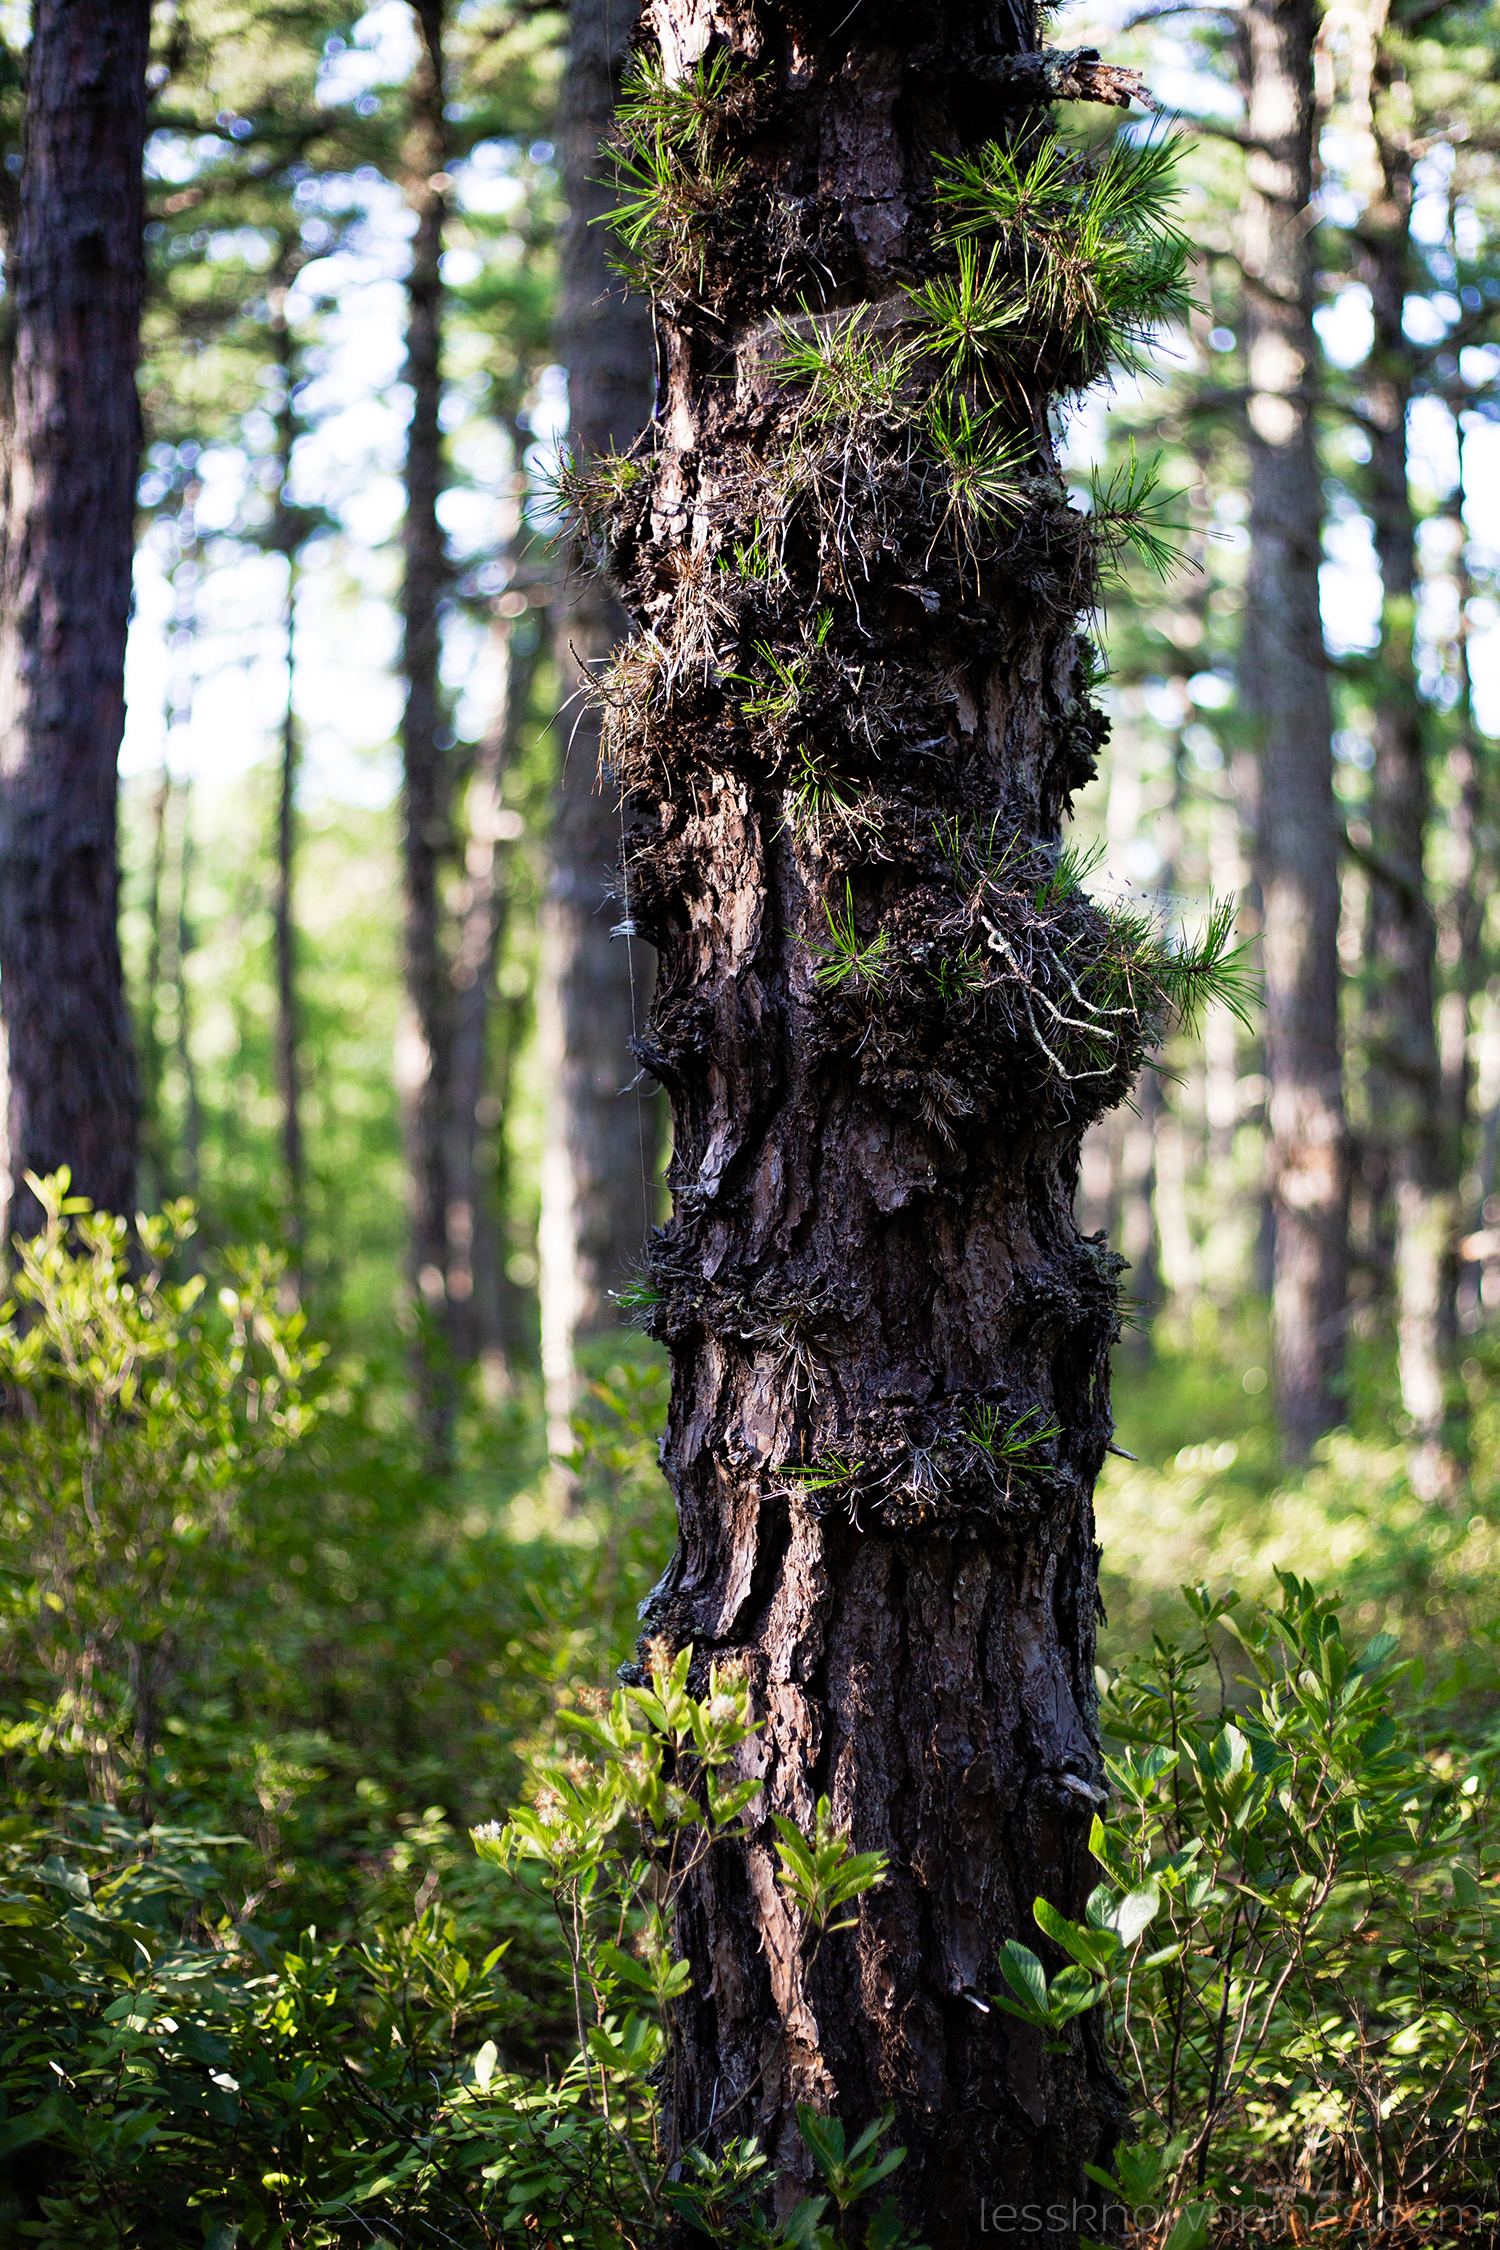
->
1238, 0, 1348, 1461
540, 0, 658, 1465
1362, 88, 1455, 1496
576, 2, 1180, 2233
0, 0, 149, 1238
398, 0, 456, 1455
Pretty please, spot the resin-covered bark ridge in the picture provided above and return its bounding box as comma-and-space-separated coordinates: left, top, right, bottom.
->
560, 1, 1228, 2236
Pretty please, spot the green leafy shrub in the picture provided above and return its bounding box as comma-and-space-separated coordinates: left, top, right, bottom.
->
999, 1576, 1500, 2248
0, 1175, 323, 1805
0, 1651, 906, 2247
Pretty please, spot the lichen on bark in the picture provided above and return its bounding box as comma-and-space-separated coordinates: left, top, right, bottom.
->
560, 2, 1203, 2234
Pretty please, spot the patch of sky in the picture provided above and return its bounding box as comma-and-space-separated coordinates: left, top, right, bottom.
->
1188, 672, 1234, 712
1314, 285, 1373, 370
1321, 504, 1381, 657
1408, 396, 1459, 497
1141, 30, 1239, 121
1333, 729, 1374, 770
317, 2, 416, 106
1404, 294, 1458, 346
1143, 677, 1188, 729
146, 133, 200, 186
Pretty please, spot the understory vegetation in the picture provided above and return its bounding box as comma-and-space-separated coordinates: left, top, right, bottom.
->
0, 0, 1496, 2235
0, 1194, 1497, 2247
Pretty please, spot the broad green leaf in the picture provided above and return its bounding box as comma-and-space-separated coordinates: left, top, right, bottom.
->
1034, 1895, 1119, 1973
1111, 1881, 1161, 1948
995, 1940, 1049, 2017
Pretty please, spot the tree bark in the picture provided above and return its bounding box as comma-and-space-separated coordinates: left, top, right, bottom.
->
397, 0, 456, 1456
1237, 0, 1348, 1461
589, 2, 1165, 2232
1361, 85, 1455, 1495
539, 0, 658, 1464
0, 0, 148, 1238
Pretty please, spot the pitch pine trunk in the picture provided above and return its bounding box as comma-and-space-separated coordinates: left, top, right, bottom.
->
398, 0, 455, 1451
1363, 103, 1454, 1495
1238, 0, 1348, 1460
539, 0, 658, 1464
0, 0, 148, 1238
572, 5, 1189, 2235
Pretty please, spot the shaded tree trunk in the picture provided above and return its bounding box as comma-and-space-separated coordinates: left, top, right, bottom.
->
539, 0, 658, 1465
0, 0, 149, 1238
1238, 0, 1348, 1460
1361, 94, 1455, 1495
139, 475, 200, 1216
138, 768, 172, 1212
588, 3, 1171, 2234
1442, 420, 1489, 1334
169, 779, 202, 1205
447, 433, 544, 1371
269, 283, 306, 1270
397, 0, 455, 1456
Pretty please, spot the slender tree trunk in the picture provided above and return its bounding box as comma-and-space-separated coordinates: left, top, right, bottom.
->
270, 288, 306, 1268
598, 6, 1164, 2231
1442, 422, 1488, 1333
138, 768, 172, 1211
1362, 95, 1454, 1496
1100, 707, 1161, 1351
539, 0, 658, 1464
170, 780, 202, 1204
447, 434, 543, 1370
397, 0, 455, 1457
1238, 0, 1348, 1459
0, 0, 148, 1237
140, 477, 200, 1216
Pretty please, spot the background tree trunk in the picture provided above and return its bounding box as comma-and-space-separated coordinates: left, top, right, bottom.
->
398, 0, 455, 1454
0, 0, 149, 1238
600, 1, 1157, 2231
138, 768, 172, 1212
1238, 0, 1348, 1460
270, 282, 306, 1272
1441, 420, 1488, 1335
446, 429, 543, 1374
539, 0, 657, 1466
1362, 86, 1454, 1495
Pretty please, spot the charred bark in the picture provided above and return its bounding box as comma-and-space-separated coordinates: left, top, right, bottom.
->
398, 0, 456, 1454
0, 0, 148, 1238
540, 0, 658, 1463
1237, 0, 1348, 1460
568, 1, 1187, 2233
